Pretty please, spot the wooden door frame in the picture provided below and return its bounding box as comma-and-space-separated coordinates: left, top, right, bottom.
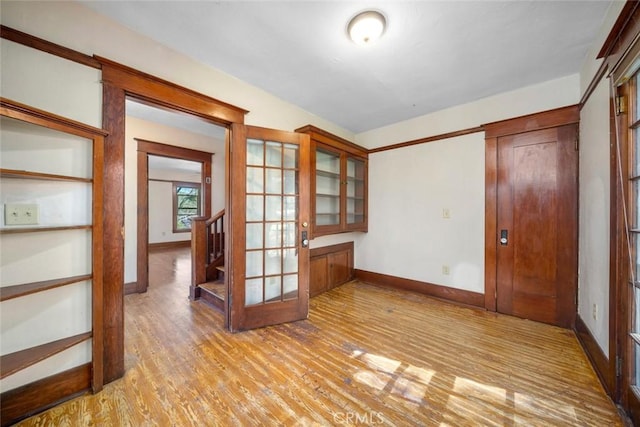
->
134, 139, 213, 295
483, 105, 580, 313
98, 56, 246, 384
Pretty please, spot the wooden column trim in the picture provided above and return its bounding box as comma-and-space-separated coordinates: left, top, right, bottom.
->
136, 150, 149, 294
102, 83, 126, 384
484, 136, 498, 312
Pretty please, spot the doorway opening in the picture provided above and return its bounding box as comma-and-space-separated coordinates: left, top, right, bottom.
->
124, 98, 225, 298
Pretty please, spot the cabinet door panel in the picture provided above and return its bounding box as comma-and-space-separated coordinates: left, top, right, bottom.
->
329, 250, 351, 288
310, 256, 328, 297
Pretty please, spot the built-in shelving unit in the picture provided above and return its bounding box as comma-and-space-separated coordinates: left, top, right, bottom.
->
296, 125, 368, 237
0, 97, 106, 408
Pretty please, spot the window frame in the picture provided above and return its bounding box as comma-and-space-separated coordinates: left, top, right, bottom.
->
172, 181, 202, 233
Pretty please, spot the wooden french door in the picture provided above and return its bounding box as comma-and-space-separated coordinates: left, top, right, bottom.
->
228, 124, 310, 331
495, 124, 578, 328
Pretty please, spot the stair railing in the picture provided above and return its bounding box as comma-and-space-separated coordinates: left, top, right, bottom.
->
189, 209, 224, 300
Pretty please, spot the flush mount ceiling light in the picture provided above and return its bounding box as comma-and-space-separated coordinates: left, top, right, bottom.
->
347, 10, 386, 46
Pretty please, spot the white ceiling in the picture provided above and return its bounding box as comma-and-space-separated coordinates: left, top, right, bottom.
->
83, 1, 613, 134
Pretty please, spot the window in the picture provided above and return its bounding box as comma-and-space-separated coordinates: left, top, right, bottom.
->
173, 182, 201, 232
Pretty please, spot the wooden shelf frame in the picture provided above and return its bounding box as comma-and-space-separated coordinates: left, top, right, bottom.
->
0, 225, 92, 234
0, 332, 92, 379
0, 97, 105, 393
0, 168, 92, 183
0, 274, 92, 302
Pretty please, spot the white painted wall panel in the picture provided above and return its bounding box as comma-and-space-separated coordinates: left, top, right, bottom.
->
0, 39, 101, 128
578, 76, 611, 356
0, 230, 92, 287
358, 133, 485, 292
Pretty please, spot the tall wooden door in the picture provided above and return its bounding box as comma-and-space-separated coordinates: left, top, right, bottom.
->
495, 124, 578, 328
228, 124, 310, 331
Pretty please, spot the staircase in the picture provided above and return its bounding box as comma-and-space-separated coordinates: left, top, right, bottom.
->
190, 210, 226, 311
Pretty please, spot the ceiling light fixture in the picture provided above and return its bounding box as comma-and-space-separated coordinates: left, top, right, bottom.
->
347, 10, 386, 46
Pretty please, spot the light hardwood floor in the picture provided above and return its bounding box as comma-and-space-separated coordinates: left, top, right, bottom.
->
17, 247, 622, 426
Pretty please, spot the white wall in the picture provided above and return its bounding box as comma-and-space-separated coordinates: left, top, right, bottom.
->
148, 169, 201, 245
576, 0, 626, 356
579, 78, 611, 356
355, 75, 581, 292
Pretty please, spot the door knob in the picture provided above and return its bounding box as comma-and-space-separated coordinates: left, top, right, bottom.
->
500, 229, 508, 246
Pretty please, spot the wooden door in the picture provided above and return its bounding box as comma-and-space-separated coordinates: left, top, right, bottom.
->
496, 124, 578, 328
228, 124, 310, 331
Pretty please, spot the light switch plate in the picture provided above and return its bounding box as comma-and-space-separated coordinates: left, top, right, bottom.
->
4, 203, 39, 225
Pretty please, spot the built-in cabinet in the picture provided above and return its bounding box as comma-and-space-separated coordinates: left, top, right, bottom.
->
309, 242, 354, 297
0, 98, 105, 424
296, 125, 368, 237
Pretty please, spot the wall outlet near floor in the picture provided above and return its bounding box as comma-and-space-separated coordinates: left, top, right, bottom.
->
442, 208, 451, 219
442, 265, 450, 275
593, 303, 598, 321
4, 203, 39, 226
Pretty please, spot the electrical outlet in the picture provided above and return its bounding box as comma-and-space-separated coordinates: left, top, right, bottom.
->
442, 208, 451, 219
4, 203, 39, 226
442, 265, 450, 275
593, 303, 598, 321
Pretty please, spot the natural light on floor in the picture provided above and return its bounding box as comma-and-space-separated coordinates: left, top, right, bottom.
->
350, 350, 579, 424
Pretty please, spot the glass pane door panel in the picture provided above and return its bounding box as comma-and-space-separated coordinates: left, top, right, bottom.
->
244, 138, 300, 306
245, 278, 263, 306
246, 195, 264, 221
247, 139, 264, 166
635, 127, 640, 176
635, 285, 640, 333
635, 341, 640, 387
283, 274, 298, 300
266, 141, 282, 167
635, 235, 640, 281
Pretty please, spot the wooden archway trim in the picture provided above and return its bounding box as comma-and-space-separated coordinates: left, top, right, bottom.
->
97, 56, 248, 125
97, 57, 246, 384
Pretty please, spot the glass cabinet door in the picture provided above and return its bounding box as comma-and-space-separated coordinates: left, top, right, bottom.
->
346, 156, 366, 226
315, 148, 341, 227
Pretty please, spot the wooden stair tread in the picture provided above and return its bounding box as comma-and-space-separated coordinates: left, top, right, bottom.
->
199, 281, 225, 301
215, 265, 225, 272
0, 331, 92, 379
0, 274, 92, 302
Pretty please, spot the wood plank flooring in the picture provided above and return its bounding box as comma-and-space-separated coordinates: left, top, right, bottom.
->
16, 247, 621, 426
